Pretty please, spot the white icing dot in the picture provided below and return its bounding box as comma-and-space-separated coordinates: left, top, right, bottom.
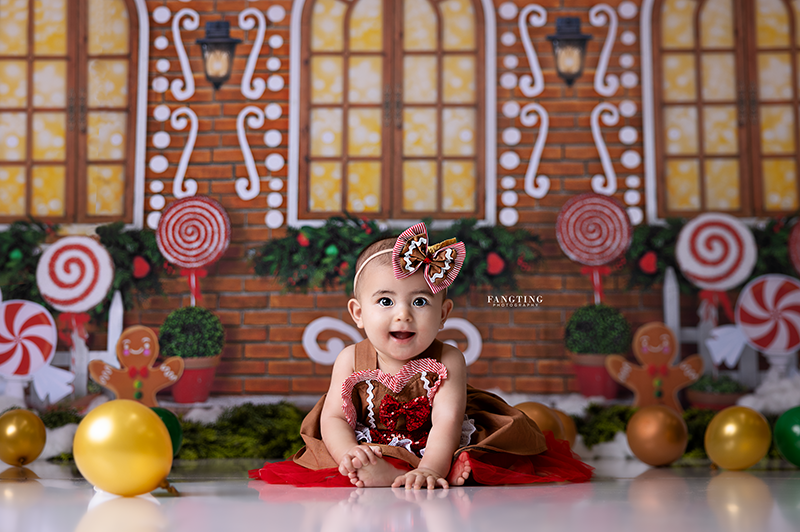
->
501, 190, 518, 206
625, 175, 641, 188
266, 58, 281, 71
502, 127, 521, 146
621, 31, 637, 46
268, 75, 285, 92
502, 101, 520, 118
503, 55, 519, 69
153, 131, 171, 149
501, 176, 516, 189
266, 154, 285, 172
627, 207, 644, 225
268, 35, 284, 49
265, 210, 284, 228
269, 178, 283, 191
618, 1, 638, 19
621, 72, 639, 88
149, 155, 168, 173
621, 150, 642, 169
156, 59, 170, 73
154, 36, 169, 50
264, 130, 282, 147
153, 6, 171, 24
500, 73, 518, 90
150, 180, 165, 193
152, 77, 168, 93
619, 100, 637, 117
500, 32, 517, 47
623, 190, 641, 205
154, 105, 171, 122
499, 208, 519, 226
265, 103, 282, 120
619, 54, 634, 69
267, 5, 286, 22
267, 192, 283, 208
498, 2, 519, 20
499, 152, 520, 170
619, 126, 638, 145
149, 194, 166, 210
146, 211, 162, 229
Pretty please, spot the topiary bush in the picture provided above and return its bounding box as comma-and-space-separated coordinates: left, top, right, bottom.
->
689, 374, 749, 394
565, 304, 631, 354
159, 306, 225, 358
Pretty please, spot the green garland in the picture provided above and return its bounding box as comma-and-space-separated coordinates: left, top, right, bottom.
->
252, 215, 541, 297
0, 220, 54, 307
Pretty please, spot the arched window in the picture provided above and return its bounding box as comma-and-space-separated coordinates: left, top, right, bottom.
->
645, 0, 800, 219
289, 0, 494, 226
0, 0, 146, 226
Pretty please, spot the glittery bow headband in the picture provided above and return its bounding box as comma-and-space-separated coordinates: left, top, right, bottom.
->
353, 222, 466, 295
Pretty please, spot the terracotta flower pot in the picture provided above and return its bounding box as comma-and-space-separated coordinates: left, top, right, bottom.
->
685, 389, 745, 411
568, 351, 619, 399
171, 355, 221, 404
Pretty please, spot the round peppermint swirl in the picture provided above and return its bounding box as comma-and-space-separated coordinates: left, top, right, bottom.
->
556, 193, 632, 266
157, 196, 231, 269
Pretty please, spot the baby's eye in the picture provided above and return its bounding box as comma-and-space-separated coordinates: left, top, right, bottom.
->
412, 297, 429, 307
378, 297, 393, 307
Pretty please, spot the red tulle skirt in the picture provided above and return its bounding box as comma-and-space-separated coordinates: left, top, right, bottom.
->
248, 432, 593, 487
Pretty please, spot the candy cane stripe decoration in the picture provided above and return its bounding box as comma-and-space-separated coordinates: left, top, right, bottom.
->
36, 237, 114, 312
736, 275, 800, 355
0, 300, 56, 376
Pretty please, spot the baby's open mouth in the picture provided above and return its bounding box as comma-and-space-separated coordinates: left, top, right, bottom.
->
390, 331, 415, 340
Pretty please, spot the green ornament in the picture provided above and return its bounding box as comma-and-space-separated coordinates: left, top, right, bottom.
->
775, 406, 800, 467
152, 406, 184, 457
9, 249, 22, 261
325, 244, 339, 256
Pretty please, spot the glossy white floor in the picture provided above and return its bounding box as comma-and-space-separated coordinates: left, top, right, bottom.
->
2, 458, 799, 532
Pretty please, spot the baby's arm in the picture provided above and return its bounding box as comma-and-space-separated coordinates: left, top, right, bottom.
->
392, 344, 467, 489
319, 345, 382, 475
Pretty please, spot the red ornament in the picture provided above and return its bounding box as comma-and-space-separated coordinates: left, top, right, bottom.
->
132, 256, 151, 278
486, 252, 506, 275
638, 251, 657, 274
297, 232, 310, 247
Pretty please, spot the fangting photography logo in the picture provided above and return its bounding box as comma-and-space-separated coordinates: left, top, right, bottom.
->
487, 294, 543, 308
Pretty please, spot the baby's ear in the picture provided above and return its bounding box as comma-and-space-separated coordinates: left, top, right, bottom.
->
347, 297, 364, 328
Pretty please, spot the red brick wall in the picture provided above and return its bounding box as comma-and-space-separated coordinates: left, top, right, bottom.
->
109, 0, 694, 396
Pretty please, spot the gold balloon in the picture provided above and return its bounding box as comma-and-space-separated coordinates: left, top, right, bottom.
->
0, 409, 46, 466
626, 405, 688, 466
553, 409, 577, 447
707, 472, 773, 532
705, 406, 771, 470
73, 400, 173, 497
515, 402, 566, 440
0, 466, 44, 506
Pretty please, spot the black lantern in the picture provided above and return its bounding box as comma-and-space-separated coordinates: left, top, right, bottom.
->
547, 17, 592, 87
197, 21, 241, 89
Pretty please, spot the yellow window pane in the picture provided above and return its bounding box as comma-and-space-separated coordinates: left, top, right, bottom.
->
33, 112, 65, 161
87, 165, 125, 216
0, 112, 27, 161
0, 166, 26, 215
663, 54, 696, 102
760, 105, 795, 154
0, 62, 28, 108
347, 162, 381, 212
309, 162, 342, 212
31, 165, 65, 216
762, 158, 798, 210
403, 161, 437, 211
442, 0, 475, 51
405, 0, 437, 51
443, 161, 475, 212
703, 106, 738, 155
759, 53, 792, 102
700, 0, 733, 48
33, 61, 66, 107
348, 56, 382, 104
350, 0, 382, 52
661, 0, 696, 49
701, 54, 735, 101
311, 56, 343, 104
443, 108, 475, 156
310, 108, 343, 157
443, 55, 476, 103
88, 60, 128, 107
666, 159, 700, 211
0, 0, 28, 55
311, 0, 347, 52
756, 0, 789, 47
87, 112, 127, 160
403, 108, 437, 156
704, 159, 740, 210
34, 0, 66, 55
88, 0, 129, 55
348, 108, 381, 157
664, 106, 698, 155
404, 56, 437, 103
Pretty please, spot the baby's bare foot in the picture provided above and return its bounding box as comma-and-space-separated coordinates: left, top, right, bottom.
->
447, 453, 472, 486
353, 457, 407, 488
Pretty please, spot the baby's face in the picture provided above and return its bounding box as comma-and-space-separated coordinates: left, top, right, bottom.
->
349, 262, 452, 364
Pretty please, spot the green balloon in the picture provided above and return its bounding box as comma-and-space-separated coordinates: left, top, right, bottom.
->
775, 406, 800, 467
151, 407, 183, 457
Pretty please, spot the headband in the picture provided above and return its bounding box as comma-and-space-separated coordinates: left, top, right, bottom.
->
352, 222, 466, 296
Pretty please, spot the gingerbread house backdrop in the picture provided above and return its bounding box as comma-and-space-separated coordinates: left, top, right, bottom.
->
1, 0, 797, 396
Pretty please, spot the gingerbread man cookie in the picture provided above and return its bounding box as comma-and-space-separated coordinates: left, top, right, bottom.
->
89, 325, 184, 407
605, 322, 703, 413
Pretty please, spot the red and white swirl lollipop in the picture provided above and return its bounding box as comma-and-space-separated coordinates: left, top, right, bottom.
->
736, 274, 800, 356
36, 236, 114, 313
556, 193, 632, 267
0, 300, 57, 377
676, 213, 756, 291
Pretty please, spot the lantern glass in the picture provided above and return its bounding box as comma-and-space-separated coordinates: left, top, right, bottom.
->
547, 17, 592, 87
201, 42, 236, 88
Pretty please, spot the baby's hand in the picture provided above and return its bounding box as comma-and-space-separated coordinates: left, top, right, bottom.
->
391, 467, 449, 490
338, 444, 383, 476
